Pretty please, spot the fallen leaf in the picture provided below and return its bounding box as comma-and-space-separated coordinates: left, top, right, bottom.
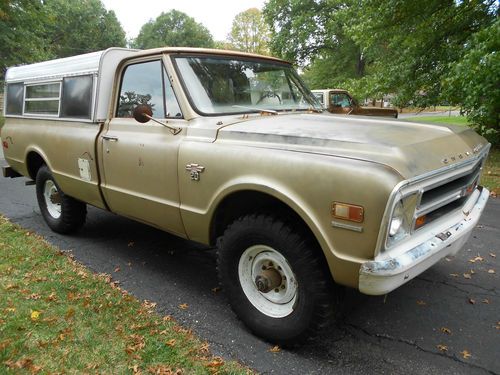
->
65, 308, 75, 319
440, 327, 452, 334
470, 269, 475, 274
437, 344, 448, 352
468, 255, 484, 263
165, 339, 176, 347
45, 292, 57, 302
0, 340, 11, 350
128, 241, 135, 247
206, 357, 224, 368
114, 266, 121, 273
128, 262, 133, 267
482, 299, 490, 304
460, 350, 471, 359
211, 287, 221, 293
269, 345, 281, 353
487, 269, 495, 274
200, 342, 210, 354
489, 253, 496, 258
444, 257, 452, 262
31, 310, 41, 321
179, 303, 188, 310
495, 321, 500, 330
463, 273, 472, 279
469, 298, 476, 305
416, 300, 427, 306
163, 315, 173, 322
449, 273, 459, 277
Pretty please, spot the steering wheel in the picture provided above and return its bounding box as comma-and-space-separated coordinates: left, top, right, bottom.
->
256, 91, 282, 105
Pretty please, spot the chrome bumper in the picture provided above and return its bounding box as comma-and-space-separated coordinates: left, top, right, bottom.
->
359, 187, 489, 295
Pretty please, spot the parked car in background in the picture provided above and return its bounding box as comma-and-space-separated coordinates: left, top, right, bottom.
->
312, 89, 399, 118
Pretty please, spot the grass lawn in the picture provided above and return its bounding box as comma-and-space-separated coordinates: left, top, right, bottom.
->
403, 115, 470, 127
0, 216, 249, 374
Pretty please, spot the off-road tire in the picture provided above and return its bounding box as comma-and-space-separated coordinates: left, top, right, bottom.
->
217, 214, 336, 346
36, 165, 86, 234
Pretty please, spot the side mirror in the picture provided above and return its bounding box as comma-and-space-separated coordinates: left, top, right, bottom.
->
133, 104, 153, 123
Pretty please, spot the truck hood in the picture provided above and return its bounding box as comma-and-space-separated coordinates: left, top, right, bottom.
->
216, 113, 488, 179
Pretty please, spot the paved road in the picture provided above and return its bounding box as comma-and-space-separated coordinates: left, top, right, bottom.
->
1, 151, 498, 374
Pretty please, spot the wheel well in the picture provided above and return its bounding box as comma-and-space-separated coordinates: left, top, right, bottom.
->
210, 190, 334, 283
210, 190, 317, 243
26, 152, 45, 180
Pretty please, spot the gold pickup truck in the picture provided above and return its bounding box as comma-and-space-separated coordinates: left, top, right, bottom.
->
1, 47, 490, 345
312, 89, 399, 118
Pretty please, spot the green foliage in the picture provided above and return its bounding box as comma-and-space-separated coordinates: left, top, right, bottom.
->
43, 0, 126, 58
344, 0, 497, 106
263, 0, 365, 85
132, 10, 214, 49
228, 8, 270, 55
444, 18, 500, 146
0, 1, 52, 79
0, 0, 126, 80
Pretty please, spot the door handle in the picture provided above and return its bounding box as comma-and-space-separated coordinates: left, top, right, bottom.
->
102, 135, 119, 142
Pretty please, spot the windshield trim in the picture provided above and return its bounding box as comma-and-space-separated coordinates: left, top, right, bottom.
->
170, 53, 320, 117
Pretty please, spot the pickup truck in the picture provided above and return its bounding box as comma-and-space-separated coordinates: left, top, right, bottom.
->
1, 47, 490, 345
312, 89, 399, 118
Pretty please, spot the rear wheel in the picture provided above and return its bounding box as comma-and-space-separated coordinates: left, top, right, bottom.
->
217, 214, 336, 346
36, 165, 86, 234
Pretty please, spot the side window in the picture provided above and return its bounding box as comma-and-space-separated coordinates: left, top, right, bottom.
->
313, 93, 324, 105
6, 83, 24, 115
330, 93, 352, 108
24, 82, 61, 115
117, 60, 165, 118
163, 68, 182, 118
61, 75, 93, 119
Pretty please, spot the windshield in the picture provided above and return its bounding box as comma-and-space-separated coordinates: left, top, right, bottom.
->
173, 55, 322, 115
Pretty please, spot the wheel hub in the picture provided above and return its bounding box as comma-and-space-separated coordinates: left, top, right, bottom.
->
255, 268, 282, 293
238, 245, 298, 318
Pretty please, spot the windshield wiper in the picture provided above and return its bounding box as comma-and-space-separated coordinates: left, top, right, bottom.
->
232, 105, 278, 115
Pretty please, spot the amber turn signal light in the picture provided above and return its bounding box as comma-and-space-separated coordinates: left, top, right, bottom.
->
331, 202, 364, 223
415, 215, 426, 229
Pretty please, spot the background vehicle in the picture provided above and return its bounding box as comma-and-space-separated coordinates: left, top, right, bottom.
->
312, 89, 399, 118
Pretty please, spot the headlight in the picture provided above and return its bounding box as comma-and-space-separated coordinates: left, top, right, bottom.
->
386, 193, 419, 248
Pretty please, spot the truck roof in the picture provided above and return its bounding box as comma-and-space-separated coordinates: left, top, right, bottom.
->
5, 47, 289, 83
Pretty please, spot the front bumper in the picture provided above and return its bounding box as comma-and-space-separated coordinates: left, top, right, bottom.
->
359, 187, 489, 295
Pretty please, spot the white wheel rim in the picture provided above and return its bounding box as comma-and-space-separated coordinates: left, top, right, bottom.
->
43, 180, 61, 219
238, 245, 298, 318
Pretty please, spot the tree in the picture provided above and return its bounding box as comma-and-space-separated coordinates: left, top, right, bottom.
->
263, 0, 365, 86
344, 0, 497, 106
132, 10, 214, 49
0, 0, 126, 81
444, 18, 500, 145
228, 8, 270, 55
44, 0, 126, 58
0, 0, 52, 80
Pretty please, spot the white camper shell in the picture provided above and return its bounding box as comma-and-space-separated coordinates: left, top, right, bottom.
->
4, 48, 138, 122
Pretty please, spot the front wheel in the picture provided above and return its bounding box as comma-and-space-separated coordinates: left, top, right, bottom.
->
36, 165, 86, 234
217, 214, 336, 346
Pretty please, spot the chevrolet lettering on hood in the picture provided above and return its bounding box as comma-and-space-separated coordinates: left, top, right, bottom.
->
0, 47, 491, 346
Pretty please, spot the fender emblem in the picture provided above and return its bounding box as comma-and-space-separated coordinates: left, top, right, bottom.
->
186, 163, 205, 181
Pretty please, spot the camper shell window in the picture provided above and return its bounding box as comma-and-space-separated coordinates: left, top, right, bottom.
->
61, 75, 93, 119
6, 83, 24, 115
24, 82, 61, 116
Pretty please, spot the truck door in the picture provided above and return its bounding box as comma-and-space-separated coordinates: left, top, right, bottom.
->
100, 59, 186, 236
